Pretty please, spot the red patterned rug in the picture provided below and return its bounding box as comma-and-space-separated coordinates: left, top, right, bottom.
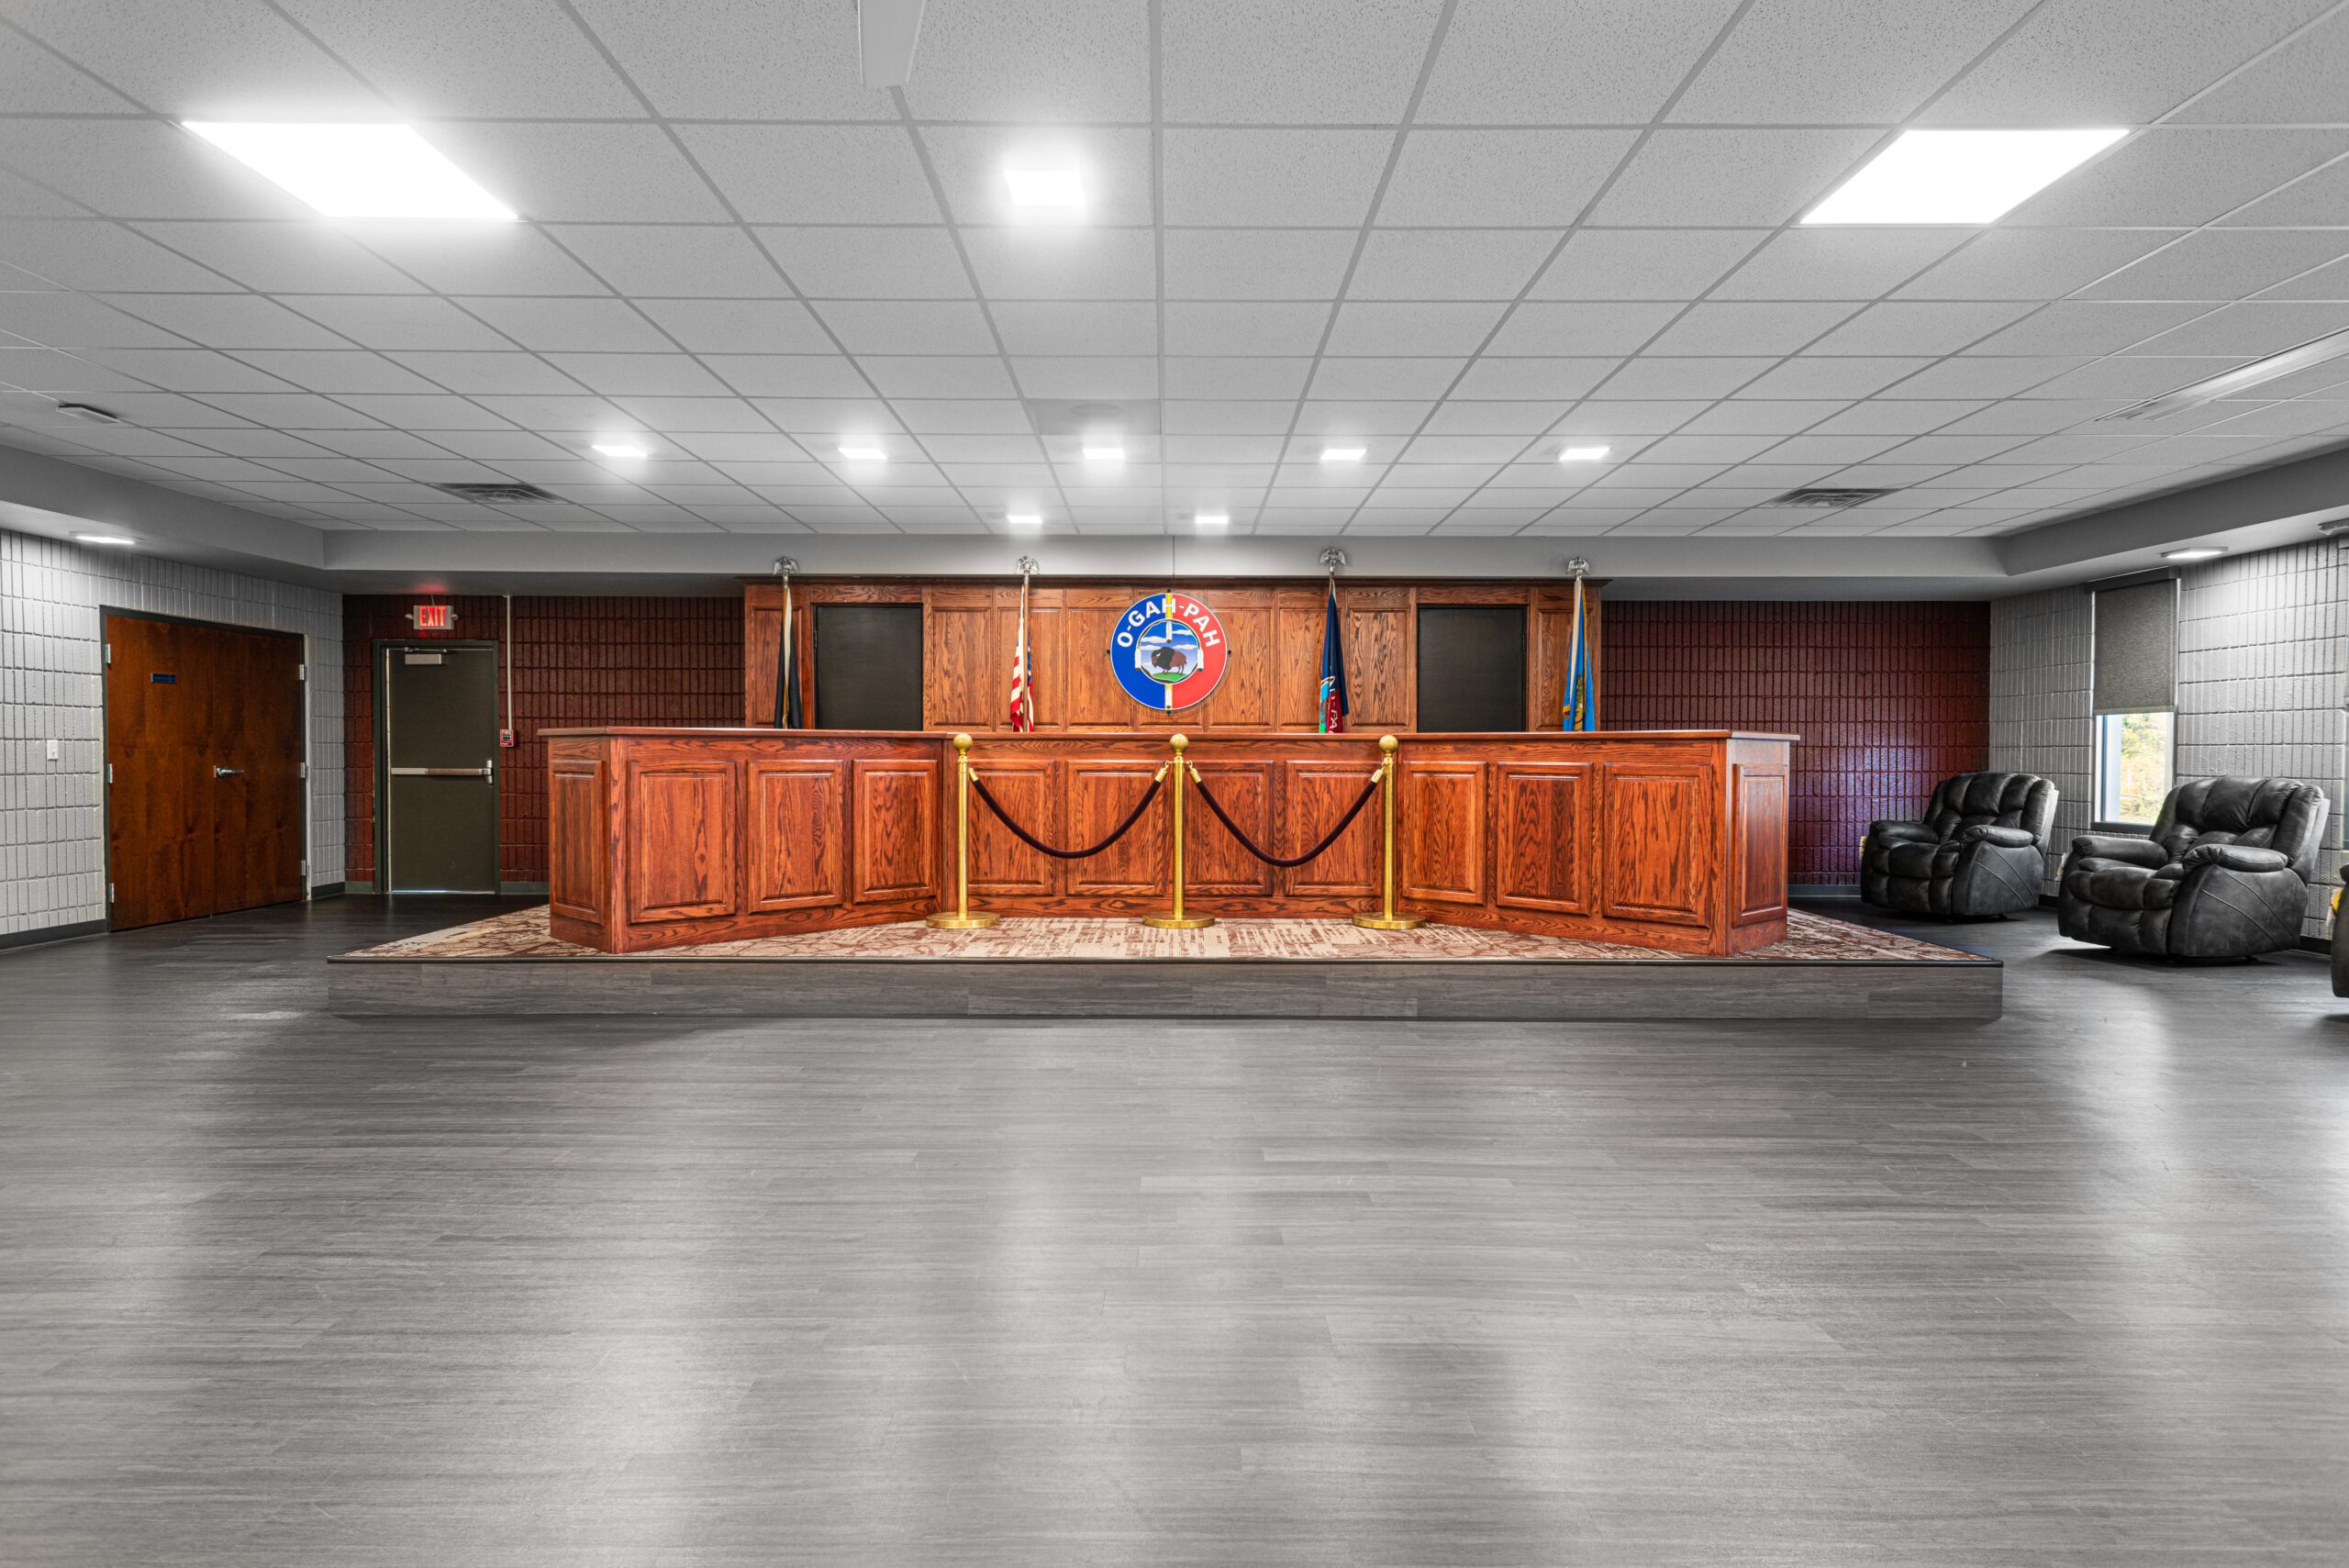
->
350, 906, 1986, 965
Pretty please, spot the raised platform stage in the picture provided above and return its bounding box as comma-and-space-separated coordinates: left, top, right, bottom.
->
328, 906, 2000, 1021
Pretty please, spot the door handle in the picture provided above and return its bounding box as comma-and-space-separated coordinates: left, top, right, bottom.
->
388, 765, 495, 778
214, 766, 244, 778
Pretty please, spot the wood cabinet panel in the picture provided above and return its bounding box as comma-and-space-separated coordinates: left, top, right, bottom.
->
1399, 762, 1485, 905
1734, 763, 1789, 925
1344, 592, 1412, 731
1272, 588, 1328, 731
1186, 760, 1275, 896
1190, 591, 1274, 730
852, 760, 938, 903
1056, 587, 1148, 730
626, 761, 738, 924
1493, 762, 1593, 915
548, 758, 607, 922
1600, 765, 1712, 927
1064, 761, 1165, 896
747, 760, 847, 911
924, 592, 999, 730
966, 758, 1058, 895
1279, 760, 1379, 897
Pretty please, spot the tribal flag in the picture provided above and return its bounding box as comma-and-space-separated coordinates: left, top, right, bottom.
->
1318, 578, 1348, 734
772, 579, 803, 728
1007, 573, 1035, 731
1561, 575, 1596, 731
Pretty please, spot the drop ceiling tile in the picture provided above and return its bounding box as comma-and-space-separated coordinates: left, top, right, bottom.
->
451, 296, 671, 353
1326, 302, 1507, 358
964, 228, 1157, 304
1731, 357, 1935, 400
2130, 302, 2349, 358
897, 0, 1149, 118
138, 220, 435, 295
1162, 128, 1393, 228
1449, 357, 1620, 401
628, 299, 833, 358
2079, 229, 2349, 303
1401, 434, 1534, 463
0, 118, 314, 222
1755, 434, 1906, 466
1161, 229, 1352, 301
1672, 0, 2037, 123
1965, 302, 2210, 358
185, 391, 379, 428
567, 0, 883, 119
5, 0, 380, 118
1885, 433, 2039, 464
1530, 230, 1767, 301
2021, 357, 2243, 403
1306, 357, 1464, 401
1894, 230, 2177, 303
706, 461, 831, 485
607, 395, 773, 432
1589, 129, 1883, 228
1161, 354, 1308, 397
2259, 254, 2349, 303
1011, 357, 1159, 400
277, 0, 641, 117
1596, 358, 1770, 400
749, 397, 904, 434
540, 352, 731, 397
334, 224, 612, 297
1808, 400, 1986, 434
672, 124, 938, 225
1712, 230, 1975, 305
1804, 301, 2036, 357
919, 433, 1048, 464
1420, 400, 1573, 435
991, 301, 1158, 358
757, 228, 972, 301
1296, 400, 1434, 433
1161, 400, 1295, 434
546, 225, 789, 298
0, 168, 93, 220
1162, 0, 1444, 124
462, 393, 634, 430
1417, 0, 1740, 123
855, 357, 1017, 398
417, 122, 727, 224
2195, 400, 2349, 439
1159, 303, 1321, 358
888, 399, 1036, 434
0, 346, 153, 393
1644, 302, 1859, 357
2, 220, 241, 291
335, 392, 521, 429
1386, 129, 1638, 228
1486, 302, 1678, 357
282, 295, 518, 351
1924, 0, 2334, 125
49, 426, 238, 460
1882, 357, 2086, 399
671, 432, 812, 462
0, 291, 193, 348
422, 429, 579, 461
922, 126, 1156, 228
228, 350, 440, 395
1678, 401, 1847, 436
813, 300, 996, 356
2014, 128, 2349, 228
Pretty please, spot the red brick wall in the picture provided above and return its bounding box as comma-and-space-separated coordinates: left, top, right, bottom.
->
1602, 602, 1989, 884
345, 596, 742, 885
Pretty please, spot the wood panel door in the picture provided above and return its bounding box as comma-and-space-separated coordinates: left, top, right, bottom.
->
104, 610, 305, 931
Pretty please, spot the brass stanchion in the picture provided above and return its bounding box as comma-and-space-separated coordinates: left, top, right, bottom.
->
1141, 733, 1214, 929
926, 732, 999, 929
1353, 734, 1424, 931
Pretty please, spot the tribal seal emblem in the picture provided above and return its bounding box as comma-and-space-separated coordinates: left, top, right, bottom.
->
1110, 591, 1230, 711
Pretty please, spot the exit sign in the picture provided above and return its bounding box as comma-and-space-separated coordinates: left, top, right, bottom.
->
409, 604, 455, 631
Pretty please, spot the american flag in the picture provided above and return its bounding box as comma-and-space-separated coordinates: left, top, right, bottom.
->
1007, 573, 1035, 731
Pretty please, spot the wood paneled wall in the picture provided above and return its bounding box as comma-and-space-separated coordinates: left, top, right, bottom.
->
743, 578, 1601, 735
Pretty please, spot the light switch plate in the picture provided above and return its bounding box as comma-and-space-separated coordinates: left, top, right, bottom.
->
46, 739, 59, 762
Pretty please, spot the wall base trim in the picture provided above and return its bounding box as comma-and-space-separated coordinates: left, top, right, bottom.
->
308, 882, 345, 898
1790, 884, 1861, 898
340, 881, 547, 896
0, 917, 109, 954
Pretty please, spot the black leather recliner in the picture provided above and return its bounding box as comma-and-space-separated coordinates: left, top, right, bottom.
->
1861, 772, 2058, 917
2059, 777, 2328, 959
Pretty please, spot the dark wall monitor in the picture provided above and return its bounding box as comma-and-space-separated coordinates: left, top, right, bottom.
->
814, 605, 924, 730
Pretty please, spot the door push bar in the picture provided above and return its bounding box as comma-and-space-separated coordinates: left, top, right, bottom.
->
387, 762, 495, 779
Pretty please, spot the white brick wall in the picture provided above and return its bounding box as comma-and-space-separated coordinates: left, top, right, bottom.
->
0, 527, 342, 941
1991, 538, 2344, 939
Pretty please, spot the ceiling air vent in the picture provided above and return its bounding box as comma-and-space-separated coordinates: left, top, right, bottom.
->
1767, 486, 1901, 509
432, 481, 560, 504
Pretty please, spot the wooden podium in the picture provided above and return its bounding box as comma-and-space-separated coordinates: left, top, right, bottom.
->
542, 728, 1792, 958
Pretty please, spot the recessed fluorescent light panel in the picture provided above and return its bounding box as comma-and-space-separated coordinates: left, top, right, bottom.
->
1081, 444, 1126, 462
184, 122, 517, 220
1320, 447, 1366, 463
1006, 166, 1084, 213
837, 443, 888, 462
1194, 511, 1229, 529
72, 532, 137, 547
592, 441, 649, 459
1007, 511, 1043, 531
2162, 547, 2225, 562
1559, 445, 1609, 462
1803, 128, 2126, 226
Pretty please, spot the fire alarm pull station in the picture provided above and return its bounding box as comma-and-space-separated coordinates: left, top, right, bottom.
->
501, 728, 516, 748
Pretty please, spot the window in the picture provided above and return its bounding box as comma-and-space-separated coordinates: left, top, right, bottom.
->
2095, 709, 2173, 826
2089, 576, 2177, 828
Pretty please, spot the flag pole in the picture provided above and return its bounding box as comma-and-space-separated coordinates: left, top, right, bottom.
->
772, 556, 798, 728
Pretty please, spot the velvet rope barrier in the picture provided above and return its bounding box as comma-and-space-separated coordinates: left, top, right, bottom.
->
1188, 769, 1383, 869
969, 770, 1164, 860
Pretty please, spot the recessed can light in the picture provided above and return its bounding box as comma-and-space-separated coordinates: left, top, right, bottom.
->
1559, 444, 1610, 462
1803, 128, 2127, 226
1320, 446, 1366, 463
1007, 511, 1043, 531
2162, 547, 2225, 562
1006, 167, 1085, 210
591, 441, 650, 459
1195, 511, 1230, 529
1081, 444, 1126, 462
72, 532, 137, 547
838, 444, 888, 462
184, 122, 517, 221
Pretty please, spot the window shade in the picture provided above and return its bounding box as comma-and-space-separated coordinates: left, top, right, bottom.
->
2091, 578, 2176, 714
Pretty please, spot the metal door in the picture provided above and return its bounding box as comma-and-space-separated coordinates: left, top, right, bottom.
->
379, 643, 500, 893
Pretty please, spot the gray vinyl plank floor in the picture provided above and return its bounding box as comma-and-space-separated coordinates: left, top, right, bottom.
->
1, 895, 2343, 1566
